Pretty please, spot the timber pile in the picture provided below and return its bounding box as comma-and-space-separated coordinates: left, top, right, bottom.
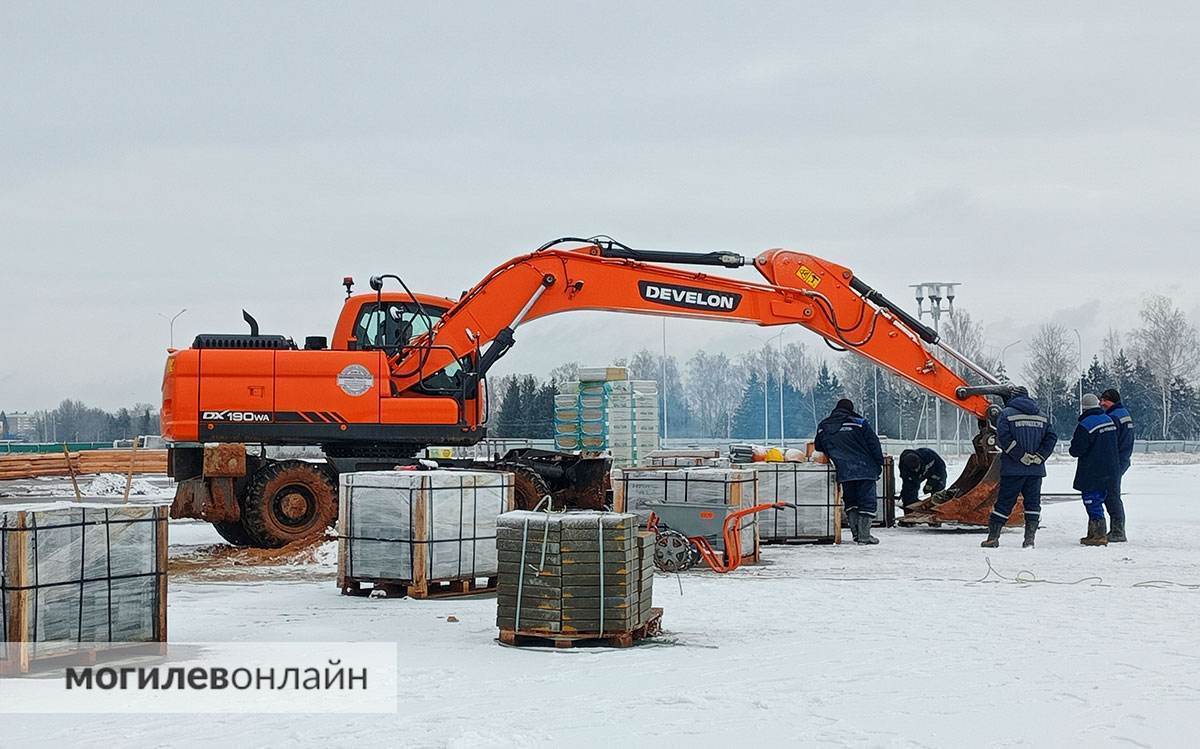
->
338, 469, 515, 598
0, 450, 168, 481
496, 510, 659, 647
1, 501, 169, 674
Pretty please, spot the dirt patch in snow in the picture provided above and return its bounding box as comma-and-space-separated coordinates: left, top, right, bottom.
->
169, 535, 338, 583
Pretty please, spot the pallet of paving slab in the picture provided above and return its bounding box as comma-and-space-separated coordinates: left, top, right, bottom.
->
496, 607, 663, 649
0, 642, 169, 677
339, 575, 497, 599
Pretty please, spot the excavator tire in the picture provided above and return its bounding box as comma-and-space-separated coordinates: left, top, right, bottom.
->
240, 460, 338, 548
212, 520, 255, 547
494, 461, 553, 511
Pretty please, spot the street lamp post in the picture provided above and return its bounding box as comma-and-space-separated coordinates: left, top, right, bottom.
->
158, 308, 188, 348
910, 282, 960, 453
999, 339, 1022, 379
661, 318, 668, 443
1072, 328, 1083, 410
749, 331, 785, 444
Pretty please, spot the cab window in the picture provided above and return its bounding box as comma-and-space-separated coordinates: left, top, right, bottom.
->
350, 302, 464, 390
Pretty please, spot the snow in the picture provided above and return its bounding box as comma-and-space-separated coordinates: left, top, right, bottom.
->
84, 473, 158, 497
6, 461, 1200, 747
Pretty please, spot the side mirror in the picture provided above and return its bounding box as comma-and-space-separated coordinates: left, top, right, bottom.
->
369, 276, 383, 291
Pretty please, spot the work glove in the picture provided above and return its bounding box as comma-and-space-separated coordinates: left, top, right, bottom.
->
1019, 452, 1041, 466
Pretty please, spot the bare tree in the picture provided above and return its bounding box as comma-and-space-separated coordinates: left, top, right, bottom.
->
1132, 294, 1200, 438
1022, 324, 1076, 425
685, 350, 744, 437
547, 361, 579, 383
940, 309, 998, 382
780, 341, 817, 394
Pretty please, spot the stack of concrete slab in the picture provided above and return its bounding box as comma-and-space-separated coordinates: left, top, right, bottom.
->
496, 511, 654, 635
553, 368, 660, 468
746, 462, 840, 542
612, 467, 759, 564
1, 501, 169, 673
643, 448, 730, 468
337, 469, 514, 597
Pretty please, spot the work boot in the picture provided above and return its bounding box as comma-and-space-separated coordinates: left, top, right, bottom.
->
980, 517, 1005, 548
1080, 518, 1109, 546
1107, 518, 1127, 543
1022, 517, 1038, 548
856, 514, 879, 545
846, 509, 860, 543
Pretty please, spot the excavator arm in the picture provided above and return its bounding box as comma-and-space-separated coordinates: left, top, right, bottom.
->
385, 238, 1004, 425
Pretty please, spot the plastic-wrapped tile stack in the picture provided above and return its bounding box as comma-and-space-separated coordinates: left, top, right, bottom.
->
553, 367, 660, 468
1, 501, 169, 673
496, 511, 654, 635
612, 467, 759, 563
337, 470, 514, 593
748, 462, 840, 541
643, 448, 730, 468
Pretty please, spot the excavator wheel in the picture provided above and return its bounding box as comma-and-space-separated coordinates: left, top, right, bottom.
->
212, 520, 256, 547
240, 460, 338, 548
494, 461, 553, 511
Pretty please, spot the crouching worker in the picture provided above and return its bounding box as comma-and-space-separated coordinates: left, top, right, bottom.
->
815, 398, 884, 545
983, 387, 1057, 548
898, 448, 947, 508
1070, 393, 1121, 546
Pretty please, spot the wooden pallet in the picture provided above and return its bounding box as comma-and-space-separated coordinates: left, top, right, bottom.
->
0, 642, 168, 676
340, 575, 497, 599
498, 607, 663, 649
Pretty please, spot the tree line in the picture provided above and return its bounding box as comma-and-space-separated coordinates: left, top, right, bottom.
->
493, 294, 1200, 442
1, 400, 161, 443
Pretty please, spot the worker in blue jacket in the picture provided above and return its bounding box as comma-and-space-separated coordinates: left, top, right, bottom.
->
982, 386, 1058, 548
815, 398, 884, 545
898, 448, 947, 507
1100, 388, 1134, 542
1070, 393, 1121, 546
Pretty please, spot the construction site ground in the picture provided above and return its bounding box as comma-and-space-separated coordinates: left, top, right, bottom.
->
3, 458, 1198, 747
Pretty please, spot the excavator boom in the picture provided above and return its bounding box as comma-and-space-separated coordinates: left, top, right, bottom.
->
378, 237, 1013, 527
388, 239, 999, 422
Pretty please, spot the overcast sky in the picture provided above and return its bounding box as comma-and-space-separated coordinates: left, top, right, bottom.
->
3, 2, 1199, 410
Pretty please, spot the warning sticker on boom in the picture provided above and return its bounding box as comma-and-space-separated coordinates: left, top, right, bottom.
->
795, 265, 822, 289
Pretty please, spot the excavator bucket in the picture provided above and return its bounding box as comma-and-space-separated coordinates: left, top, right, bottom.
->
896, 434, 1024, 528
495, 448, 611, 511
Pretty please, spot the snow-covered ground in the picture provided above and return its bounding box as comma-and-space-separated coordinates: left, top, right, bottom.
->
5, 460, 1200, 748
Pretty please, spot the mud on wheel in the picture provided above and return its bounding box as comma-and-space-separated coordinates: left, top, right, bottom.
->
494, 461, 552, 511
240, 460, 338, 548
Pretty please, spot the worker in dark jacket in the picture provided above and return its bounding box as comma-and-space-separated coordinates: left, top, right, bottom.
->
1100, 388, 1134, 542
898, 448, 947, 507
982, 387, 1058, 548
1070, 393, 1121, 546
815, 398, 884, 545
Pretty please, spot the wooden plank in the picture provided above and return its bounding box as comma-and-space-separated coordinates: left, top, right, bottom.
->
9, 511, 32, 673
336, 482, 349, 590
62, 445, 82, 502
410, 477, 429, 597
122, 438, 140, 504
155, 506, 168, 642
833, 483, 843, 544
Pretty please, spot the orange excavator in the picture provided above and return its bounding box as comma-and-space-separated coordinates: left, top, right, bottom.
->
162, 236, 1017, 547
